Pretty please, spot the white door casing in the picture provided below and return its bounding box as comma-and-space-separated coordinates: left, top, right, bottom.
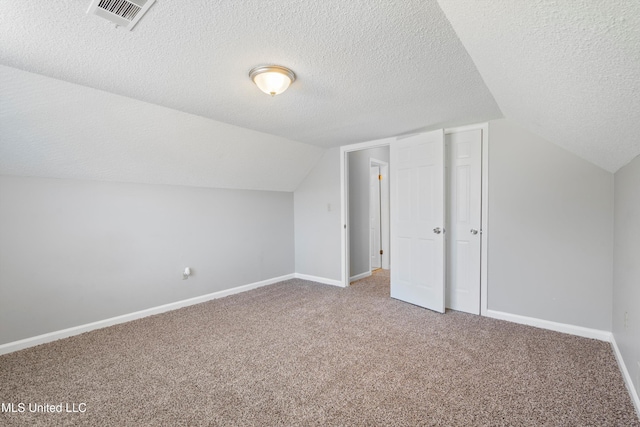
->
390, 130, 445, 313
370, 165, 382, 269
446, 130, 482, 314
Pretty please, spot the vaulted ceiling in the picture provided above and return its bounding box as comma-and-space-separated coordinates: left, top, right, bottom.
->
437, 0, 640, 173
1, 1, 638, 191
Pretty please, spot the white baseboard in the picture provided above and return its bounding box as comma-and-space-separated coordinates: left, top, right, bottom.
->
294, 273, 345, 288
349, 271, 371, 282
0, 273, 294, 356
485, 309, 612, 342
611, 335, 640, 418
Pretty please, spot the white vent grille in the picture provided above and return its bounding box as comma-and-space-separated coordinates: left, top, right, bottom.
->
98, 0, 142, 21
87, 0, 155, 31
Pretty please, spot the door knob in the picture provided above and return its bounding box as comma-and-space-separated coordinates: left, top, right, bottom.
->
433, 227, 441, 234
470, 229, 478, 235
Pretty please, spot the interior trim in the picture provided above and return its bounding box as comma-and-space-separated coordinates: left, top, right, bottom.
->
0, 273, 295, 355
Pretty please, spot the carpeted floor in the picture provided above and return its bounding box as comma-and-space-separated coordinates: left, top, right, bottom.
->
1, 270, 638, 426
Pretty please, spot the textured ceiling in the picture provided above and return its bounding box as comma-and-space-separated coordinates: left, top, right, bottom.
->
0, 0, 501, 148
1, 0, 637, 192
437, 0, 640, 172
0, 66, 323, 192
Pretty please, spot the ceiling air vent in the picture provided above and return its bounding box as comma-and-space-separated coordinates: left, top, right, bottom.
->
87, 0, 156, 31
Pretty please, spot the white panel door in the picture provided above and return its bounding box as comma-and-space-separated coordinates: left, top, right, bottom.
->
390, 130, 445, 313
370, 165, 382, 269
446, 129, 482, 314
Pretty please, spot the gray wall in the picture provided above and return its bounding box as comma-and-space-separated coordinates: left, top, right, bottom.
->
294, 148, 342, 281
613, 154, 640, 398
348, 146, 389, 277
0, 175, 294, 344
294, 123, 616, 332
487, 119, 614, 330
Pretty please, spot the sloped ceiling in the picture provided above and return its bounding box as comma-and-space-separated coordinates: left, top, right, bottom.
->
437, 0, 640, 172
0, 66, 323, 192
0, 1, 502, 190
1, 1, 637, 192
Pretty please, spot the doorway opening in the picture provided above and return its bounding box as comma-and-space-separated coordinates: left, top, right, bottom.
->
369, 159, 389, 273
345, 147, 390, 283
340, 138, 393, 286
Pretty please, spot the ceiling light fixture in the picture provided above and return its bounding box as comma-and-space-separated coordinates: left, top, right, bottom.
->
249, 65, 296, 96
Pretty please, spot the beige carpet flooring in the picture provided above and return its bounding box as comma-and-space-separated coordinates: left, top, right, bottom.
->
1, 270, 638, 426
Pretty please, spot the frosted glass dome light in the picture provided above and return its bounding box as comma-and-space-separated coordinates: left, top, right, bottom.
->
249, 65, 296, 96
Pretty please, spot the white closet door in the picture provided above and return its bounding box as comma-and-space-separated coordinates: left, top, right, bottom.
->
390, 130, 445, 313
446, 129, 482, 314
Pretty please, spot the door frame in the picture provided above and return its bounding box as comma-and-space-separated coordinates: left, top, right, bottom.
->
339, 122, 489, 316
369, 158, 390, 272
340, 137, 394, 287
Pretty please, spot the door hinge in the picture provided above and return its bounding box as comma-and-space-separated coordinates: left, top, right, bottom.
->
379, 249, 383, 255
378, 174, 383, 181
